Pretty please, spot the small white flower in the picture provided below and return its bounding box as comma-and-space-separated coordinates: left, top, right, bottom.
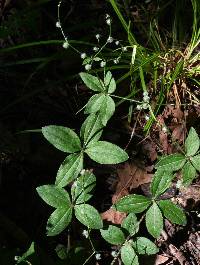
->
143, 91, 149, 97
115, 40, 119, 45
95, 253, 101, 260
106, 18, 112, 26
122, 46, 128, 51
162, 126, 167, 133
85, 64, 92, 71
111, 251, 118, 258
82, 230, 89, 238
80, 169, 86, 175
143, 95, 150, 102
113, 58, 119, 64
93, 47, 99, 52
95, 34, 100, 40
142, 103, 149, 109
136, 104, 142, 110
145, 115, 150, 121
81, 53, 87, 59
107, 36, 113, 43
105, 14, 110, 19
63, 40, 69, 49
100, 61, 106, 67
56, 21, 61, 28
14, 256, 20, 261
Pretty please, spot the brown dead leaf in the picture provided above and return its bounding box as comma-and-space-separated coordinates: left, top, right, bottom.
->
101, 208, 126, 225
142, 140, 157, 161
112, 162, 152, 203
154, 255, 172, 265
171, 124, 186, 143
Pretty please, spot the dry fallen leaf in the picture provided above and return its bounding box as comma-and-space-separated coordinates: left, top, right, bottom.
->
101, 207, 126, 225
154, 254, 172, 265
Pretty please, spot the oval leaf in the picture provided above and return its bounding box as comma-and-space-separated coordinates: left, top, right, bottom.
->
145, 202, 163, 238
85, 141, 128, 164
80, 72, 104, 92
182, 161, 196, 186
121, 242, 139, 265
115, 195, 151, 213
185, 127, 200, 156
47, 207, 72, 236
132, 237, 159, 255
151, 170, 174, 197
80, 113, 103, 146
56, 153, 83, 187
85, 94, 105, 114
158, 200, 186, 225
42, 125, 81, 153
99, 95, 115, 126
100, 225, 125, 245
104, 71, 116, 94
36, 185, 71, 208
155, 154, 186, 171
121, 213, 139, 236
191, 154, 200, 171
74, 204, 103, 229
71, 170, 96, 204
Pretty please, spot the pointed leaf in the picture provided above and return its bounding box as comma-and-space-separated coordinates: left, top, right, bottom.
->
145, 202, 163, 238
85, 94, 106, 114
115, 195, 151, 213
121, 242, 139, 265
36, 185, 71, 208
16, 242, 35, 264
80, 113, 103, 146
185, 127, 200, 156
104, 71, 116, 94
155, 154, 186, 171
85, 141, 128, 164
159, 200, 186, 225
132, 237, 159, 255
100, 225, 125, 245
191, 154, 200, 171
151, 170, 174, 197
182, 161, 196, 186
56, 153, 83, 187
71, 170, 96, 204
99, 95, 115, 126
121, 213, 139, 236
74, 204, 103, 229
42, 125, 81, 153
80, 72, 104, 92
47, 207, 72, 236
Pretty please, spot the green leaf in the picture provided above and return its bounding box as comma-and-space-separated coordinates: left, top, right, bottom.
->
185, 127, 200, 156
99, 95, 115, 126
47, 207, 73, 236
132, 237, 159, 255
191, 154, 200, 171
85, 94, 105, 114
151, 170, 174, 197
80, 113, 103, 146
36, 185, 71, 208
80, 72, 104, 92
56, 153, 83, 187
74, 204, 103, 229
158, 200, 187, 225
42, 125, 81, 153
71, 170, 96, 204
121, 213, 139, 236
104, 71, 116, 94
155, 154, 186, 171
85, 141, 128, 164
115, 195, 151, 213
100, 225, 125, 245
145, 202, 163, 238
121, 242, 139, 265
182, 161, 196, 186
16, 242, 35, 264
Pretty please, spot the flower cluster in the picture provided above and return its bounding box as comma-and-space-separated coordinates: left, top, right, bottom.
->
136, 91, 150, 110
